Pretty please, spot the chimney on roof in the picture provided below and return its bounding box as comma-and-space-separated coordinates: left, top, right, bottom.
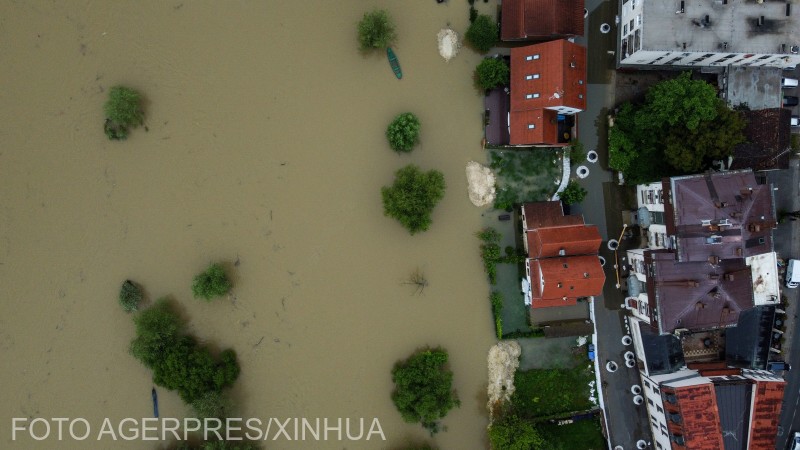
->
695, 302, 705, 310
740, 187, 752, 196
724, 273, 735, 281
708, 255, 720, 265
709, 274, 720, 280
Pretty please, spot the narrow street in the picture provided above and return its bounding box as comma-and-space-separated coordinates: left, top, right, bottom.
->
570, 0, 655, 447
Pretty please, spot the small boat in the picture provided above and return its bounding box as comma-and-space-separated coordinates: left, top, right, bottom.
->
387, 47, 402, 79
151, 387, 159, 418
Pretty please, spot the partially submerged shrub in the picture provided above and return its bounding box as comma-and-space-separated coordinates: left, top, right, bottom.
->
475, 57, 509, 90
192, 263, 232, 300
382, 165, 446, 234
119, 279, 143, 312
465, 14, 498, 54
386, 113, 421, 153
357, 9, 397, 51
103, 85, 144, 140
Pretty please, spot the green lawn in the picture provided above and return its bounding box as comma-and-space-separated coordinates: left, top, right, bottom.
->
511, 359, 594, 418
539, 418, 605, 450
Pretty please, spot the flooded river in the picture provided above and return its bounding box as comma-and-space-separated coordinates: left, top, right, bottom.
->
0, 1, 497, 449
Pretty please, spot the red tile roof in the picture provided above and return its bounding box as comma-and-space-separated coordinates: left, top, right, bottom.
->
527, 224, 602, 258
501, 0, 585, 41
671, 384, 725, 450
748, 380, 785, 449
529, 255, 605, 304
509, 40, 586, 145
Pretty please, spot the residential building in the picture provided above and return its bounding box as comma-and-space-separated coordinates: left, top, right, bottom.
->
618, 0, 800, 70
728, 108, 793, 171
500, 0, 584, 41
508, 39, 586, 146
521, 201, 604, 308
630, 316, 785, 450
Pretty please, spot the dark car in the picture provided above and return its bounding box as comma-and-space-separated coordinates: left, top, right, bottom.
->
783, 96, 799, 107
588, 344, 595, 361
766, 361, 791, 372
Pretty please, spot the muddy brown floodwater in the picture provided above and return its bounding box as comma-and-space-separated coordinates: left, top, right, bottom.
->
0, 1, 498, 449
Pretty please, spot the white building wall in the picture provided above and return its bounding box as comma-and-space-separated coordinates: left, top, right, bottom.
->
641, 373, 672, 450
637, 182, 664, 212
627, 248, 647, 282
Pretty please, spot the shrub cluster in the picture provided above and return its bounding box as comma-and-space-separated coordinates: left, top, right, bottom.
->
477, 227, 502, 284
490, 292, 503, 339
119, 279, 143, 312
382, 165, 446, 235
465, 14, 498, 54
392, 348, 460, 435
386, 113, 421, 153
475, 57, 509, 91
103, 86, 144, 140
560, 180, 587, 205
192, 263, 232, 300
130, 299, 240, 404
357, 9, 396, 51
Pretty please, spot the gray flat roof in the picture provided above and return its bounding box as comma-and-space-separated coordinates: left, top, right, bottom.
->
642, 0, 800, 54
723, 66, 781, 110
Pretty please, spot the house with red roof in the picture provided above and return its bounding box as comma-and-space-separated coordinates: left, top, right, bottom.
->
508, 39, 586, 146
521, 201, 603, 308
501, 0, 585, 41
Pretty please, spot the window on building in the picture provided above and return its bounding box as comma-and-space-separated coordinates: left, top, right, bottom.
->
623, 24, 628, 35
525, 74, 540, 80
527, 124, 535, 129
525, 54, 540, 61
525, 93, 540, 99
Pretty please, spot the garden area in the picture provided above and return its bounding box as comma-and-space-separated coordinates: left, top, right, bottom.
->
488, 148, 563, 211
489, 347, 603, 450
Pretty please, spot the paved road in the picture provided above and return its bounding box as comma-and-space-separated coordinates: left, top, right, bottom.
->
769, 159, 800, 450
569, 0, 655, 447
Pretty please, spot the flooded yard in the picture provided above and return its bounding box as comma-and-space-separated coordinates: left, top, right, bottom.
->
0, 1, 498, 448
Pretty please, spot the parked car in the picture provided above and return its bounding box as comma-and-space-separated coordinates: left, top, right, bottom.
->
792, 432, 800, 450
784, 96, 799, 107
783, 77, 799, 88
786, 259, 800, 288
792, 116, 800, 127
766, 361, 791, 372
588, 344, 595, 361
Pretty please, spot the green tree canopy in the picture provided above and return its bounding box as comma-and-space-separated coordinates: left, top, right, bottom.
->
129, 298, 241, 404
386, 113, 421, 153
559, 180, 587, 205
104, 85, 144, 140
488, 414, 545, 450
357, 9, 396, 51
465, 14, 498, 54
391, 347, 460, 434
475, 57, 509, 90
638, 72, 718, 130
192, 263, 232, 300
608, 72, 744, 184
381, 165, 446, 235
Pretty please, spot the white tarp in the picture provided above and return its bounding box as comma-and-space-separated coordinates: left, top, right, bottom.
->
437, 28, 461, 62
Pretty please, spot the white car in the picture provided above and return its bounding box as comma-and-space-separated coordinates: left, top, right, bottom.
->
791, 432, 800, 450
792, 116, 799, 128
783, 77, 799, 88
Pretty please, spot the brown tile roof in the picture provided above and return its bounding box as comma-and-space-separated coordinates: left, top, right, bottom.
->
509, 40, 586, 145
527, 224, 602, 258
521, 201, 582, 230
670, 384, 725, 450
529, 255, 605, 304
501, 0, 585, 41
731, 108, 792, 171
664, 171, 775, 262
748, 380, 785, 449
645, 250, 754, 334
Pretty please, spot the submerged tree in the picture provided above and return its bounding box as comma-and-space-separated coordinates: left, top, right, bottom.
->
465, 14, 498, 54
119, 279, 144, 312
391, 347, 460, 434
357, 9, 397, 51
103, 85, 144, 140
382, 165, 446, 235
488, 413, 545, 450
475, 57, 509, 91
192, 263, 232, 300
402, 267, 429, 296
386, 112, 421, 153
